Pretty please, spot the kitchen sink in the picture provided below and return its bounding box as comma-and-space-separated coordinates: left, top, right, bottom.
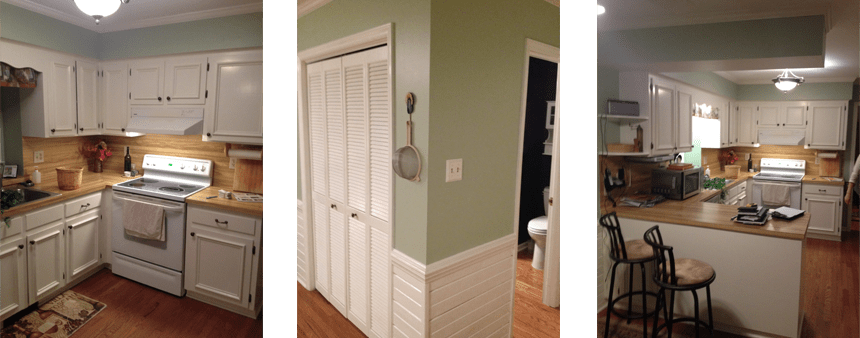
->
2, 187, 61, 210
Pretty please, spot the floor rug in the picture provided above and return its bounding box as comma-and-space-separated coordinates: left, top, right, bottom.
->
1, 290, 106, 338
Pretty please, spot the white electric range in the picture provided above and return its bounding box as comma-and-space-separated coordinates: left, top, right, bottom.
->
111, 155, 213, 296
751, 158, 804, 209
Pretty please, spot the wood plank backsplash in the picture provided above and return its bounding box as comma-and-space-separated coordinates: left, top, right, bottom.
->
21, 135, 259, 188
704, 145, 835, 175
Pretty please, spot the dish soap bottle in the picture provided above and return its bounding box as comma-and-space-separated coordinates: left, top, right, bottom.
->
32, 166, 41, 184
124, 146, 132, 172
704, 166, 710, 181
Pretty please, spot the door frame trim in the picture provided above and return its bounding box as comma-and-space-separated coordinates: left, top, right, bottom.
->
512, 38, 560, 311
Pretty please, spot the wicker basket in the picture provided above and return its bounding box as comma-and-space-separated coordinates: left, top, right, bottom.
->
56, 167, 83, 190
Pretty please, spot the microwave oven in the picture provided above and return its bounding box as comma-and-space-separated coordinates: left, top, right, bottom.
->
651, 167, 703, 200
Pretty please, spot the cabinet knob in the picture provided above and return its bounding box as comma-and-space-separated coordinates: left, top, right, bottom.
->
158, 96, 162, 102
351, 213, 357, 218
29, 240, 35, 245
166, 96, 171, 102
80, 128, 84, 132
331, 204, 336, 209
206, 133, 211, 137
190, 232, 195, 237
122, 128, 126, 132
51, 129, 55, 133
68, 226, 72, 229
18, 244, 23, 249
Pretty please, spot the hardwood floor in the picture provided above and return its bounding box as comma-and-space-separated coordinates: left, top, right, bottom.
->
598, 228, 860, 338
296, 247, 561, 337
57, 268, 263, 338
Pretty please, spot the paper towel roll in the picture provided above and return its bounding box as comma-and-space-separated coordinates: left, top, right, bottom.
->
227, 149, 262, 160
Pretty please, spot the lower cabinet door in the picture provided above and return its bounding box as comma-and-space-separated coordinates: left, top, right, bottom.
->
804, 195, 840, 234
185, 226, 253, 308
0, 239, 28, 321
66, 210, 100, 281
28, 222, 66, 304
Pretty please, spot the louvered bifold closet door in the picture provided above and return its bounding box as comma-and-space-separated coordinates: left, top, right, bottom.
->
306, 58, 341, 299
343, 46, 391, 338
306, 45, 392, 338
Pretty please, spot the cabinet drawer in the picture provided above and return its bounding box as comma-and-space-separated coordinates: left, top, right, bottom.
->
804, 184, 841, 196
25, 204, 64, 231
188, 206, 257, 236
0, 216, 23, 242
65, 192, 101, 217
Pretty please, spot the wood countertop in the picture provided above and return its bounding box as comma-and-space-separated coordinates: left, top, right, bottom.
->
612, 171, 810, 241
186, 187, 263, 217
802, 175, 846, 186
0, 172, 262, 218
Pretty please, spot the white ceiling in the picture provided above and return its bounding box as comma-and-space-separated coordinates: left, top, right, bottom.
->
1, 0, 263, 33
597, 0, 859, 84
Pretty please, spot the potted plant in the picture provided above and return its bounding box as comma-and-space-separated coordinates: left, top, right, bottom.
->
80, 140, 113, 173
703, 177, 728, 203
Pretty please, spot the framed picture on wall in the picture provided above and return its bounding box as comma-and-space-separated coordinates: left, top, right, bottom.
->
3, 165, 17, 178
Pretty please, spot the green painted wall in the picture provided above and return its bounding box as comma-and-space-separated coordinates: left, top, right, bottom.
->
100, 13, 262, 60
737, 82, 853, 101
661, 72, 739, 99
298, 0, 432, 263
598, 15, 825, 65
0, 2, 100, 59
597, 64, 620, 147
426, 0, 559, 264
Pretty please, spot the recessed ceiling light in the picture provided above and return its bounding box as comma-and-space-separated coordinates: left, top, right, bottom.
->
597, 4, 606, 15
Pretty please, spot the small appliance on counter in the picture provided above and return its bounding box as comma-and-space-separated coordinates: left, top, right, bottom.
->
651, 166, 703, 200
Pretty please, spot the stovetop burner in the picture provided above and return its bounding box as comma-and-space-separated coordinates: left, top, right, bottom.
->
112, 155, 213, 202
138, 178, 159, 183
158, 187, 184, 192
128, 183, 146, 188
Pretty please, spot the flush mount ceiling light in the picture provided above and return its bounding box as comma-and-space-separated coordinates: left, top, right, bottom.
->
772, 69, 805, 92
74, 0, 131, 25
597, 4, 606, 15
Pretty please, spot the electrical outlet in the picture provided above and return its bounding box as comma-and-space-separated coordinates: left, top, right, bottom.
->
34, 150, 44, 164
446, 159, 462, 182
229, 158, 237, 169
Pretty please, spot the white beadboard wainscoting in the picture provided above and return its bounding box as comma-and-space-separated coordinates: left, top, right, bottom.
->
391, 234, 517, 338
298, 200, 310, 288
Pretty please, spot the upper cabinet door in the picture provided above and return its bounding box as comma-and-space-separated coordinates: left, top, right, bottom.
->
48, 58, 78, 137
783, 103, 806, 128
203, 50, 263, 145
676, 88, 693, 152
101, 62, 129, 135
807, 101, 847, 150
164, 56, 208, 105
650, 78, 676, 156
76, 60, 100, 135
736, 104, 757, 146
757, 104, 780, 129
129, 60, 164, 105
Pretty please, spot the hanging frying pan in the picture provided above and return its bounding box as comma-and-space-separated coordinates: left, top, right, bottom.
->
393, 93, 421, 182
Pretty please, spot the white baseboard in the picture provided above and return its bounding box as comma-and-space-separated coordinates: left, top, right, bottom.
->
517, 240, 532, 252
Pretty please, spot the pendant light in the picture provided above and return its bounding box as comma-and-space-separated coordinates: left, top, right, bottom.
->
74, 0, 131, 25
772, 69, 804, 92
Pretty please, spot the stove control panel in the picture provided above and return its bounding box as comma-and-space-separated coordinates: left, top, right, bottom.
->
142, 154, 213, 177
759, 158, 805, 170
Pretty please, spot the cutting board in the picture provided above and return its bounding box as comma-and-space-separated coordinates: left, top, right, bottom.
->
668, 163, 693, 171
819, 157, 841, 177
233, 159, 263, 194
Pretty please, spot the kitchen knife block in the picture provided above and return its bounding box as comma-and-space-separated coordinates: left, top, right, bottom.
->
233, 159, 263, 194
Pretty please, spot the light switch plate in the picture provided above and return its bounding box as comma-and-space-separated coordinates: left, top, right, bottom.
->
34, 150, 44, 164
446, 158, 462, 182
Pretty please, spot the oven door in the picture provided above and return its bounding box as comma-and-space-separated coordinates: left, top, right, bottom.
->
751, 180, 802, 209
112, 191, 187, 271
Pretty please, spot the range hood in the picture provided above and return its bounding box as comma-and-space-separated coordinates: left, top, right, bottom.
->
758, 129, 805, 146
126, 107, 204, 135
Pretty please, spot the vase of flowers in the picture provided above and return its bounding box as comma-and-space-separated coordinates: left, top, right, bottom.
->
80, 140, 112, 173
719, 150, 739, 171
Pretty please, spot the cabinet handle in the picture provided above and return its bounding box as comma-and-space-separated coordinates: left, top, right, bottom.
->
82, 203, 90, 208
166, 96, 171, 102
819, 189, 826, 192
351, 213, 357, 218
330, 204, 336, 209
79, 128, 84, 132
190, 232, 195, 237
29, 240, 35, 245
18, 244, 23, 249
158, 96, 162, 102
215, 219, 228, 225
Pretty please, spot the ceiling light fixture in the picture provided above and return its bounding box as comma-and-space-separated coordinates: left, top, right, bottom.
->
597, 5, 606, 15
74, 0, 131, 25
772, 69, 804, 92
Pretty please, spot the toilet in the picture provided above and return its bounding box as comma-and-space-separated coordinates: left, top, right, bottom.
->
527, 187, 551, 270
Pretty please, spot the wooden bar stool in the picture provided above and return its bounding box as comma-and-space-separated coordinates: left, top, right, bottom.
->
600, 212, 660, 338
643, 225, 715, 338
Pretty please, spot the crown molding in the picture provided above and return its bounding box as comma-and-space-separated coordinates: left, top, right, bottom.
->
1, 0, 262, 33
298, 0, 332, 18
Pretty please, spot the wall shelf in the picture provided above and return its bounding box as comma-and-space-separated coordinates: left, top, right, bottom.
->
598, 114, 649, 121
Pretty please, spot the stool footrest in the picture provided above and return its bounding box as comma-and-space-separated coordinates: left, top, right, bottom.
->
653, 317, 713, 336
608, 290, 661, 320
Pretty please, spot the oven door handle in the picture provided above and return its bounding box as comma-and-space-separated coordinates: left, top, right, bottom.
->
113, 194, 185, 212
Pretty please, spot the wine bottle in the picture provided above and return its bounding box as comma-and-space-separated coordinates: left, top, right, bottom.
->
124, 146, 132, 172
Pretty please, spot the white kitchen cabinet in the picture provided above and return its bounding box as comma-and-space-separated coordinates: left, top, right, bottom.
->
45, 57, 78, 137
76, 60, 101, 135
185, 205, 262, 319
27, 220, 66, 304
129, 56, 208, 106
202, 49, 263, 145
65, 209, 100, 282
676, 87, 693, 151
650, 76, 677, 155
733, 103, 757, 146
101, 61, 130, 135
719, 101, 732, 148
0, 216, 27, 322
806, 101, 848, 150
756, 102, 805, 130
802, 183, 843, 241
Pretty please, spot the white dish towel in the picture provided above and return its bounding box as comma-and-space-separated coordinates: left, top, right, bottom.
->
761, 184, 791, 206
123, 200, 165, 241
